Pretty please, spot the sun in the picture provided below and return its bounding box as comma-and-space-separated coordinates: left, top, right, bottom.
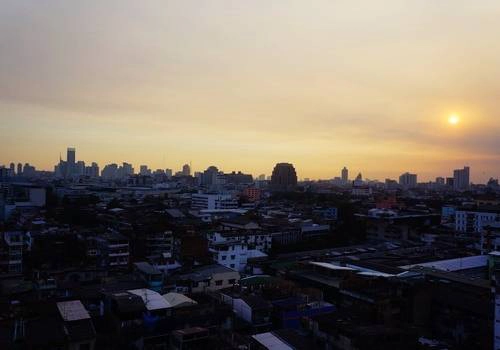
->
448, 114, 460, 125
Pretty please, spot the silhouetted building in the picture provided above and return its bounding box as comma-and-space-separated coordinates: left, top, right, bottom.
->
454, 166, 470, 191
201, 166, 219, 187
182, 164, 191, 176
399, 172, 417, 189
341, 166, 348, 184
271, 163, 297, 191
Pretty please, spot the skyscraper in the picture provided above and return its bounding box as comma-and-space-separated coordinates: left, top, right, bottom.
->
341, 167, 348, 183
271, 163, 297, 191
9, 162, 15, 175
17, 163, 22, 176
66, 147, 76, 177
453, 166, 470, 191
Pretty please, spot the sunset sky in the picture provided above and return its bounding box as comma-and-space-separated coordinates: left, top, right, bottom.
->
1, 1, 499, 182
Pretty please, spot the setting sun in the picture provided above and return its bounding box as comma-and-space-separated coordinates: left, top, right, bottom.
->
448, 114, 460, 125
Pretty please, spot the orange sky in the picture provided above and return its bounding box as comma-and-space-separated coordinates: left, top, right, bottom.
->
1, 1, 499, 182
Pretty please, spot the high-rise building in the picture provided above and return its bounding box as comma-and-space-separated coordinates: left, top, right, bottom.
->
399, 172, 417, 189
270, 163, 297, 191
257, 174, 266, 181
182, 164, 191, 176
201, 166, 219, 187
453, 166, 470, 191
66, 147, 76, 177
84, 162, 99, 178
165, 168, 173, 178
76, 160, 85, 176
9, 163, 15, 175
139, 165, 151, 176
17, 163, 22, 176
341, 167, 348, 183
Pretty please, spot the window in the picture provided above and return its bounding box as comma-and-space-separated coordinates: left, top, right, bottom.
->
215, 280, 223, 286
231, 255, 236, 260
228, 279, 236, 285
221, 255, 227, 261
230, 264, 235, 268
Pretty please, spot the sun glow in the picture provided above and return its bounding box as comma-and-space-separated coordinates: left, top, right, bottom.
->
448, 114, 460, 125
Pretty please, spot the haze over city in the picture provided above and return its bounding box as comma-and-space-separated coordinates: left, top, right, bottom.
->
2, 1, 500, 182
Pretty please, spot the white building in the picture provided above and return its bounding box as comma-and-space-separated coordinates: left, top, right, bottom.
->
207, 231, 272, 253
455, 209, 500, 233
191, 193, 238, 210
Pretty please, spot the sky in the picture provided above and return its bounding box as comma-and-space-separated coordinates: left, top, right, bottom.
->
1, 1, 500, 182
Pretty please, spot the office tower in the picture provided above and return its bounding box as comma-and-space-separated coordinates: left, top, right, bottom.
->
258, 174, 266, 181
399, 172, 417, 189
9, 163, 15, 175
66, 147, 76, 177
182, 164, 191, 176
17, 163, 22, 176
271, 163, 297, 191
341, 167, 349, 183
165, 168, 173, 178
453, 166, 470, 191
67, 147, 75, 163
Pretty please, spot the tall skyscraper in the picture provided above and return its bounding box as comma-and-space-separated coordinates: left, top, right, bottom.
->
66, 147, 76, 177
9, 162, 15, 175
341, 167, 349, 183
182, 163, 191, 176
453, 166, 470, 191
17, 163, 22, 176
271, 163, 297, 191
399, 172, 417, 189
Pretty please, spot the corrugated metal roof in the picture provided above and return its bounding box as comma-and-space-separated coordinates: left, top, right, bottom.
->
252, 332, 294, 350
56, 300, 90, 322
128, 289, 171, 311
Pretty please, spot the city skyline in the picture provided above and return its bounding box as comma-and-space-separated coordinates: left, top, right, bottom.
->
2, 146, 487, 185
2, 1, 500, 182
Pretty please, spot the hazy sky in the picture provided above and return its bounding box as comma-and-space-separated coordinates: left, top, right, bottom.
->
1, 1, 499, 182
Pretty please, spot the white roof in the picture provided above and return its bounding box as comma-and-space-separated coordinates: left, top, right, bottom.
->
163, 292, 197, 308
252, 332, 293, 350
128, 289, 171, 311
399, 255, 488, 272
357, 271, 395, 278
56, 300, 90, 321
309, 261, 357, 271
